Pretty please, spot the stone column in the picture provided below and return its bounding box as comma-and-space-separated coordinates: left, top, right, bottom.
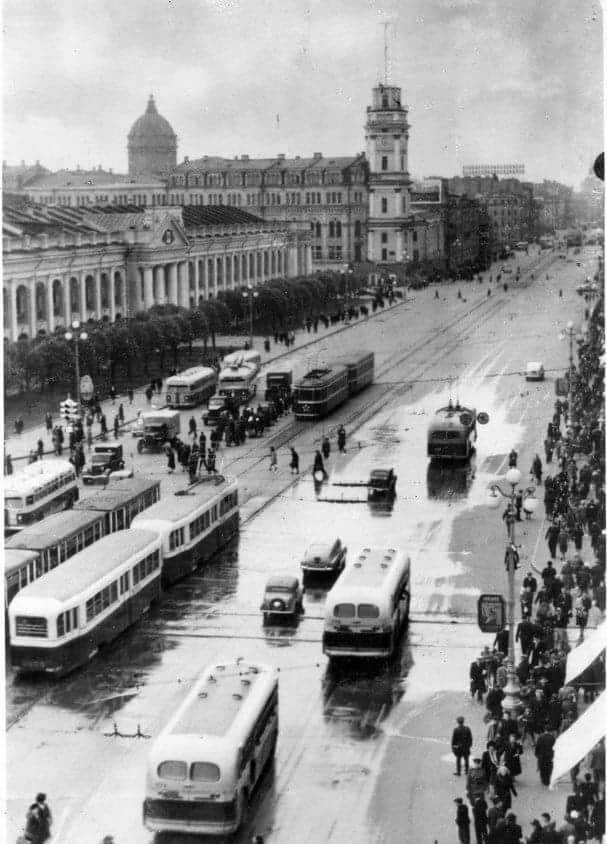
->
46, 276, 55, 333
178, 261, 188, 307
168, 263, 178, 304
29, 280, 37, 337
143, 267, 154, 309
154, 265, 166, 305
78, 271, 86, 321
193, 258, 200, 304
305, 244, 313, 274
9, 282, 18, 340
109, 270, 116, 321
64, 276, 72, 326
95, 269, 102, 318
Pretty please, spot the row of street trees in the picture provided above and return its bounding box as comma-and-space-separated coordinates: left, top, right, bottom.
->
5, 272, 348, 396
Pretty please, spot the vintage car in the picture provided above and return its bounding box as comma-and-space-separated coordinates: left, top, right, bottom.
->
525, 361, 545, 381
367, 468, 397, 499
136, 410, 181, 453
260, 575, 304, 622
300, 539, 347, 575
202, 395, 231, 426
82, 443, 125, 484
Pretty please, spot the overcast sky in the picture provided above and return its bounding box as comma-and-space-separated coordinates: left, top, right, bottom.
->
3, 0, 604, 188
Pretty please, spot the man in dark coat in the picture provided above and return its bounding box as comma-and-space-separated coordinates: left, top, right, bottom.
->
467, 757, 489, 804
494, 628, 509, 655
515, 615, 536, 656
451, 715, 473, 775
535, 728, 556, 786
455, 798, 471, 844
472, 796, 489, 844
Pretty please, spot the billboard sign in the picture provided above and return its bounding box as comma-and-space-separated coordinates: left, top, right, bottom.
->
410, 179, 442, 204
477, 594, 505, 632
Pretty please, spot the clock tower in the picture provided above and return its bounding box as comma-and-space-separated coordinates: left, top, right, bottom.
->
365, 83, 412, 265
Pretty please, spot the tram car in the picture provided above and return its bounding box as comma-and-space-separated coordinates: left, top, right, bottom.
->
427, 400, 477, 461
293, 364, 349, 420
331, 351, 375, 396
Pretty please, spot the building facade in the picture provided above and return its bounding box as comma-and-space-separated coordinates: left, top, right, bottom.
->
3, 199, 311, 342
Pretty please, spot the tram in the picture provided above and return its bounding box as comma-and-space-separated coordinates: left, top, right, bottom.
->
9, 529, 162, 675
427, 400, 477, 461
132, 476, 239, 585
144, 661, 278, 836
293, 364, 349, 420
74, 478, 161, 532
4, 460, 79, 535
331, 351, 375, 396
165, 366, 217, 409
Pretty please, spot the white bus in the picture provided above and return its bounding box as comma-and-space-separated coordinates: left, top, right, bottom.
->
217, 364, 258, 403
323, 546, 411, 661
222, 349, 262, 374
144, 660, 278, 836
4, 459, 79, 535
132, 476, 239, 586
9, 529, 162, 675
165, 366, 217, 409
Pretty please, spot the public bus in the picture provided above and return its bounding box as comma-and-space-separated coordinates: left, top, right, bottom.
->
217, 364, 258, 404
292, 364, 349, 420
222, 349, 262, 374
5, 549, 40, 613
132, 476, 239, 586
427, 401, 477, 461
9, 529, 162, 675
74, 478, 161, 533
331, 351, 375, 396
143, 660, 279, 836
322, 546, 411, 661
165, 366, 217, 409
4, 459, 79, 535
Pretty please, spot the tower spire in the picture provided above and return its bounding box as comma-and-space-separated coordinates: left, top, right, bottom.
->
381, 20, 392, 84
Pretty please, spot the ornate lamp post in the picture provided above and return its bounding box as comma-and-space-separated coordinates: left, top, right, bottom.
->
486, 468, 539, 715
64, 320, 88, 409
242, 285, 259, 349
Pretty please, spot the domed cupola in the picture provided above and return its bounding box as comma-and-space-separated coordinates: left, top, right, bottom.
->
127, 95, 177, 178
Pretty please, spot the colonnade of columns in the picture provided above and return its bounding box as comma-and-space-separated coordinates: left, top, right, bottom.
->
4, 267, 125, 341
136, 244, 308, 312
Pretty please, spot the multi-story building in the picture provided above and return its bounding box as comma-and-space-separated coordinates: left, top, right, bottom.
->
447, 175, 538, 254
531, 180, 573, 233
2, 196, 311, 342
571, 171, 604, 225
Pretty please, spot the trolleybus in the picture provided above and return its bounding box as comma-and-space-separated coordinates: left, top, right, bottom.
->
74, 478, 161, 532
222, 349, 262, 374
9, 529, 162, 675
4, 460, 79, 534
322, 546, 411, 661
143, 660, 278, 836
292, 364, 349, 420
132, 476, 239, 585
217, 364, 258, 404
427, 401, 477, 461
165, 366, 217, 409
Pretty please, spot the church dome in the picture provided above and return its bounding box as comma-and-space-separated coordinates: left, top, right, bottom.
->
128, 95, 177, 144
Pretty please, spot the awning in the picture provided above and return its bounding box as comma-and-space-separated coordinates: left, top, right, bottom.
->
565, 620, 607, 685
550, 692, 607, 787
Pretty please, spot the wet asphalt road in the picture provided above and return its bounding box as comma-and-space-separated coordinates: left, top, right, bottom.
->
6, 246, 600, 844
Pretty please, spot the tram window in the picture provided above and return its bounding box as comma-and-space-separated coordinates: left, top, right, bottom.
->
110, 582, 118, 602
66, 535, 78, 558
65, 611, 71, 633
20, 567, 29, 589
72, 608, 78, 628
94, 522, 102, 540
86, 598, 94, 622
447, 432, 459, 439
432, 431, 447, 440
35, 558, 43, 578
57, 614, 65, 637
334, 603, 355, 618
115, 509, 125, 531
42, 553, 50, 573
358, 604, 380, 619
84, 525, 95, 546
211, 505, 218, 522
49, 546, 59, 567
158, 761, 187, 780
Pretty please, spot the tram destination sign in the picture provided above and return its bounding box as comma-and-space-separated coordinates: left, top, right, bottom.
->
477, 593, 505, 633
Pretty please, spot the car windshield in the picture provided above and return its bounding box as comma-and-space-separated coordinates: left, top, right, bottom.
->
92, 454, 110, 464
267, 585, 291, 593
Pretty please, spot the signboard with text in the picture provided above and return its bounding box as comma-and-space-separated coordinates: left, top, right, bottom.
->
477, 594, 505, 633
410, 178, 442, 204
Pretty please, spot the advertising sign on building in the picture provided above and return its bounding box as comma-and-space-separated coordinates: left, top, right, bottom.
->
410, 178, 442, 204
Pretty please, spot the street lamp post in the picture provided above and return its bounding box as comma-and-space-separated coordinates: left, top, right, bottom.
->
486, 468, 539, 715
64, 320, 88, 409
242, 285, 259, 349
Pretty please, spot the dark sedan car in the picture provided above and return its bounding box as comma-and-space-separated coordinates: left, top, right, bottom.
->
260, 575, 304, 622
368, 468, 397, 499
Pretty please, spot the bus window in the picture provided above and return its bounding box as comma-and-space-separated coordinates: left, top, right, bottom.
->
334, 603, 355, 618
358, 604, 380, 619
158, 761, 187, 780
191, 762, 221, 782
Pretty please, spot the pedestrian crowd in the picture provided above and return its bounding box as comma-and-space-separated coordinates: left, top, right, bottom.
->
454, 298, 605, 844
